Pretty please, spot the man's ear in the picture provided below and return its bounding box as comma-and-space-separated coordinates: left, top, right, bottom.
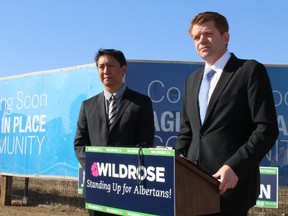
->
121, 65, 127, 76
223, 32, 230, 45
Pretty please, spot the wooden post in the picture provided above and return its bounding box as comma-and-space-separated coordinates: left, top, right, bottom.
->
0, 175, 13, 206
23, 177, 29, 204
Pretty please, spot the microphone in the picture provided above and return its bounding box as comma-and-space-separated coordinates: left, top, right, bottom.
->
136, 141, 147, 147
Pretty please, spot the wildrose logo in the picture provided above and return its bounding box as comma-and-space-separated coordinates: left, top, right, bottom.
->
90, 162, 165, 183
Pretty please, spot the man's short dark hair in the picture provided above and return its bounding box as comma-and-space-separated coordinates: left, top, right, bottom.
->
95, 49, 127, 67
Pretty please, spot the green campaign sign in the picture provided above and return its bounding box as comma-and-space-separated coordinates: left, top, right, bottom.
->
256, 167, 278, 209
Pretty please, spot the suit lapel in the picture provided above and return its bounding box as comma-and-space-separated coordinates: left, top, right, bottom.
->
193, 69, 204, 127
95, 93, 109, 132
205, 54, 238, 122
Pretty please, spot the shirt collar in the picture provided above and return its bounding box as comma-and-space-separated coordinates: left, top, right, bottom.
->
205, 51, 231, 74
104, 84, 127, 101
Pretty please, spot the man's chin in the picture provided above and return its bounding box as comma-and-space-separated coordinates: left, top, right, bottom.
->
200, 54, 210, 61
103, 80, 113, 85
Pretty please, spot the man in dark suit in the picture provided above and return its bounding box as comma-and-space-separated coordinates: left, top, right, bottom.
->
74, 49, 154, 215
175, 12, 278, 215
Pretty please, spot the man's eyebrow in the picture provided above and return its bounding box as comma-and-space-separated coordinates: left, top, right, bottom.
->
193, 29, 213, 37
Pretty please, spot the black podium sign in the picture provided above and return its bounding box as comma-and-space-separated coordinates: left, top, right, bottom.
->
85, 147, 175, 215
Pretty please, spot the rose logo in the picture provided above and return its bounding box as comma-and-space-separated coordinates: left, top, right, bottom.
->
91, 162, 99, 177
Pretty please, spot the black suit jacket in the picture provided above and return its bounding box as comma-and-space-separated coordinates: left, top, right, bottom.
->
175, 54, 279, 212
74, 87, 154, 170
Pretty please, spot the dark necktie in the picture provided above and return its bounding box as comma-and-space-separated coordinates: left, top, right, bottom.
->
108, 95, 117, 130
198, 70, 216, 123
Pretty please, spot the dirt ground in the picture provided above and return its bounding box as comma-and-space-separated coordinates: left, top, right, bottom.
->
0, 177, 287, 216
0, 177, 87, 216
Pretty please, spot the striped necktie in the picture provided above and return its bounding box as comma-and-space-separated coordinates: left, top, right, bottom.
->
108, 95, 117, 130
198, 70, 216, 123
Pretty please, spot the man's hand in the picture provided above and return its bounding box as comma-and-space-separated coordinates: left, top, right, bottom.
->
212, 165, 239, 195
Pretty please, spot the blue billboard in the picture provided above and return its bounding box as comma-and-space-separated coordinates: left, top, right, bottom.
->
0, 65, 102, 178
0, 61, 287, 185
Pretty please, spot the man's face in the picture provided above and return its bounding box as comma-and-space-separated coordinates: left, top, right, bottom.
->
191, 20, 229, 65
97, 55, 126, 92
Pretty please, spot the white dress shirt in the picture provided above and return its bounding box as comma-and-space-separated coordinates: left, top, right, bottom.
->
204, 51, 231, 103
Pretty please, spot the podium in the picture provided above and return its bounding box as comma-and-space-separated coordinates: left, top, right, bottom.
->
84, 146, 219, 215
175, 154, 220, 215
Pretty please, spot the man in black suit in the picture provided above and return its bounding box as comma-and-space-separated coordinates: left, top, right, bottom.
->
74, 49, 154, 215
175, 12, 278, 215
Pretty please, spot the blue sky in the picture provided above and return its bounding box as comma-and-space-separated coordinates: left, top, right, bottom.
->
1, 0, 287, 77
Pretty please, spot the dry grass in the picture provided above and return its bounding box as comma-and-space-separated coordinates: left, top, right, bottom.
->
0, 177, 288, 215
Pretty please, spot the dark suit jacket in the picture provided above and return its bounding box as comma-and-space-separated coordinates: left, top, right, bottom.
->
175, 54, 279, 212
74, 87, 154, 170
